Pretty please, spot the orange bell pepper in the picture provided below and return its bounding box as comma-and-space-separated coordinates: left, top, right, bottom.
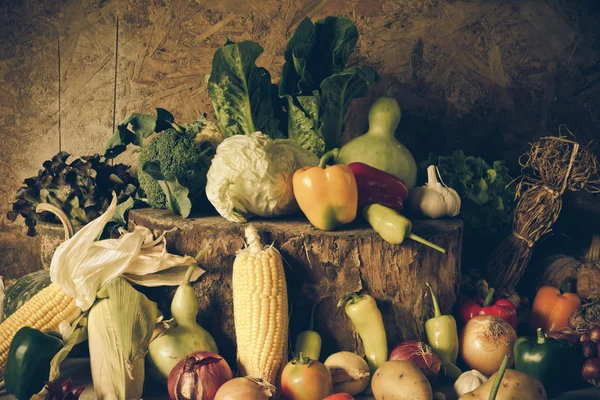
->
293, 149, 357, 230
530, 278, 581, 333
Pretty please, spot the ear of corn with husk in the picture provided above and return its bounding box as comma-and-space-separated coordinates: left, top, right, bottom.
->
88, 277, 158, 400
233, 225, 288, 387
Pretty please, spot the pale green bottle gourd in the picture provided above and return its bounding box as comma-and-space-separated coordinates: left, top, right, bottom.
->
146, 265, 218, 383
337, 97, 417, 189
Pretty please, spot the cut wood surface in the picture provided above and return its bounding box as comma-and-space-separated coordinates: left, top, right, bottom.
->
129, 208, 463, 367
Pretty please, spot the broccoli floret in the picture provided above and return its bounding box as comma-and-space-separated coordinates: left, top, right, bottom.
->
138, 128, 211, 211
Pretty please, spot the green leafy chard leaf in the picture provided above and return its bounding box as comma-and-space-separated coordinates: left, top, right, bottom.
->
286, 93, 325, 156
279, 16, 359, 97
104, 108, 175, 159
319, 66, 380, 151
142, 161, 192, 218
207, 41, 282, 139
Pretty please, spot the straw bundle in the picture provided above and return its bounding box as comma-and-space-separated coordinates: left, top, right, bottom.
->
486, 127, 600, 291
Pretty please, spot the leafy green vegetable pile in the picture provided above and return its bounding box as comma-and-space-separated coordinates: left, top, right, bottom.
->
422, 151, 516, 238
104, 109, 218, 218
207, 16, 380, 156
7, 152, 139, 236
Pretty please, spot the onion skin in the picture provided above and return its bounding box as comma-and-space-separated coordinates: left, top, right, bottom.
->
214, 377, 274, 400
389, 340, 442, 381
590, 326, 600, 342
546, 329, 580, 344
582, 342, 597, 358
582, 357, 600, 383
324, 351, 370, 395
168, 352, 233, 400
459, 315, 517, 375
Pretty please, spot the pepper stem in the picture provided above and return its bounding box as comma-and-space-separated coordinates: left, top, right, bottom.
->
426, 283, 442, 318
318, 148, 340, 168
483, 288, 496, 307
488, 354, 510, 400
536, 327, 546, 345
559, 277, 576, 294
407, 233, 446, 254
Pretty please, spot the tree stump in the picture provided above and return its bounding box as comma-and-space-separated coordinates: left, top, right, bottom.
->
129, 209, 463, 366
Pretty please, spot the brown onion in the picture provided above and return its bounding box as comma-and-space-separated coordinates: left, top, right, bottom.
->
582, 357, 600, 383
582, 341, 597, 358
214, 377, 275, 400
168, 352, 233, 400
459, 315, 517, 375
590, 326, 600, 342
389, 340, 442, 381
581, 331, 591, 343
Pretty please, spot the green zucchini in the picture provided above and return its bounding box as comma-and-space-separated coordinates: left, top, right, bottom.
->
3, 270, 51, 317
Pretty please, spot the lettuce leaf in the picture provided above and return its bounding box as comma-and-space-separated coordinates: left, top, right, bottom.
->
279, 17, 378, 155
207, 41, 283, 138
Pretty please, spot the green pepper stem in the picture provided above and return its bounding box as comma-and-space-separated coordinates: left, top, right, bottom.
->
483, 288, 496, 307
318, 148, 340, 168
426, 283, 442, 318
171, 121, 185, 133
488, 354, 510, 400
536, 327, 546, 344
407, 233, 446, 254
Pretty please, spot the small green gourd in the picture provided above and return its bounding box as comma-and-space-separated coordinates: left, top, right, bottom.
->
146, 264, 218, 383
337, 97, 417, 188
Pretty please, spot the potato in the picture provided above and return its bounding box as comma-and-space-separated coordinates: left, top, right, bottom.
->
371, 360, 432, 400
458, 369, 547, 400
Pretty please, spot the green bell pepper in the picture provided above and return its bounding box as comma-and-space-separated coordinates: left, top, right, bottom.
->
5, 327, 63, 400
514, 327, 584, 396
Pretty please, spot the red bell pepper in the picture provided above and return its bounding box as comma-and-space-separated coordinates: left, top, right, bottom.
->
458, 288, 517, 329
347, 162, 409, 213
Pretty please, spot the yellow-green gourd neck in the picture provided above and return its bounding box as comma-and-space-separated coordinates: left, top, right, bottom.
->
171, 265, 199, 327
366, 97, 401, 138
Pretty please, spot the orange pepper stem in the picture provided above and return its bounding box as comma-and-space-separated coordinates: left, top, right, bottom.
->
483, 288, 496, 307
318, 148, 340, 168
559, 277, 576, 294
536, 327, 546, 344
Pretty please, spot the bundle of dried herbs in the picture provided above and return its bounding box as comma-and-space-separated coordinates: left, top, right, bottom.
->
486, 126, 600, 291
7, 151, 140, 237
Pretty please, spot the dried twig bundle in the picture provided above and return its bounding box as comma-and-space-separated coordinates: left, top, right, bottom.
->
486, 126, 600, 291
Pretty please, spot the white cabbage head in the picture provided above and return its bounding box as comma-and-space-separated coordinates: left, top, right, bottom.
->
206, 131, 319, 223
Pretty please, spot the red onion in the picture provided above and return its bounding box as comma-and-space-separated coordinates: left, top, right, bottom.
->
582, 341, 597, 358
389, 340, 442, 381
590, 326, 600, 342
582, 357, 600, 383
168, 352, 233, 400
581, 331, 591, 343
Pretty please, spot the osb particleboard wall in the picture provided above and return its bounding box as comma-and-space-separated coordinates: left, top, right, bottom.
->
1, 0, 599, 233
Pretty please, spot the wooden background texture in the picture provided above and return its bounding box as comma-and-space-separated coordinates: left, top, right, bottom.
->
0, 0, 599, 275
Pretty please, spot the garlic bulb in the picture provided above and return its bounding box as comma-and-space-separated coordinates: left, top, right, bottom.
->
408, 165, 461, 218
454, 369, 488, 397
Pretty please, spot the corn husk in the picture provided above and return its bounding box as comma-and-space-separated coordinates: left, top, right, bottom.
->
50, 193, 203, 311
88, 278, 158, 400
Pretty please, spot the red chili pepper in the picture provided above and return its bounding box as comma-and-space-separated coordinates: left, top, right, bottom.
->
347, 162, 409, 213
458, 288, 517, 329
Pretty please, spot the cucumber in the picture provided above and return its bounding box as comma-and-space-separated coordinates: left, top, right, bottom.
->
3, 270, 51, 317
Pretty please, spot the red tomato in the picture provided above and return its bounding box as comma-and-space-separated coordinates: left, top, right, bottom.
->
323, 394, 355, 400
281, 354, 332, 400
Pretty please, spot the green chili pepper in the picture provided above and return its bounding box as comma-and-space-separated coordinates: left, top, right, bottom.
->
338, 292, 387, 373
425, 283, 462, 379
514, 328, 585, 396
294, 303, 322, 361
5, 327, 64, 400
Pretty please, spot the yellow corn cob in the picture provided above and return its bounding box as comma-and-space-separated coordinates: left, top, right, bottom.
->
233, 225, 288, 386
0, 283, 80, 378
